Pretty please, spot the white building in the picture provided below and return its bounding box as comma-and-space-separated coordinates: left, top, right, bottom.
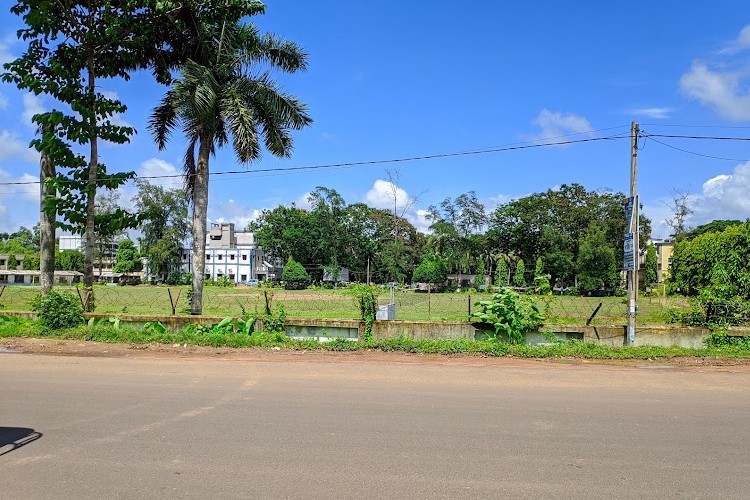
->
181, 223, 279, 284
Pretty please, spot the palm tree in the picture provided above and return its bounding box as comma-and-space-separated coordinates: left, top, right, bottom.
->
149, 23, 312, 314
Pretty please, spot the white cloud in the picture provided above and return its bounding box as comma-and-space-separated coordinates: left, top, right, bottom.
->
100, 90, 134, 131
365, 179, 411, 212
0, 39, 13, 66
22, 93, 45, 128
294, 192, 313, 210
413, 209, 432, 234
679, 61, 750, 121
363, 179, 433, 233
720, 24, 750, 54
0, 168, 39, 233
630, 107, 674, 119
209, 199, 262, 230
0, 92, 8, 110
529, 109, 594, 144
647, 161, 750, 239
136, 158, 183, 190
0, 129, 39, 163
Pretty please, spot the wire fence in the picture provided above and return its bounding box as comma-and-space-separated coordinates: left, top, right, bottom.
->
0, 284, 707, 326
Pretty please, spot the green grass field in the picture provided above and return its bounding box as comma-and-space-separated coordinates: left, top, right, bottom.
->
0, 284, 692, 325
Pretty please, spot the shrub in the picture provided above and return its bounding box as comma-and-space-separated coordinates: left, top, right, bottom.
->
349, 283, 379, 341
32, 291, 84, 330
413, 256, 447, 284
471, 287, 544, 344
513, 259, 526, 287
282, 257, 309, 290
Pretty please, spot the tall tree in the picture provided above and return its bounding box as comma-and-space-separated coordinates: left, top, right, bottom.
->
150, 21, 312, 314
3, 0, 261, 307
39, 127, 56, 294
576, 224, 618, 294
133, 180, 189, 281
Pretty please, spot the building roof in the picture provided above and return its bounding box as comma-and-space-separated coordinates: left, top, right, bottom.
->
0, 270, 83, 276
235, 232, 255, 246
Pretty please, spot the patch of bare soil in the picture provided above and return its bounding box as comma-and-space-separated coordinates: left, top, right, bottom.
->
2, 337, 750, 372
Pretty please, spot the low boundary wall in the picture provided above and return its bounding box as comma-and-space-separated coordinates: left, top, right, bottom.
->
2, 311, 749, 348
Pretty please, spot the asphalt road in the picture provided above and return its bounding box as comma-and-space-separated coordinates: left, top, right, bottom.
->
2, 350, 749, 499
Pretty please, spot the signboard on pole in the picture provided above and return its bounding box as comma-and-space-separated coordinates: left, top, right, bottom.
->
625, 196, 635, 228
623, 232, 636, 271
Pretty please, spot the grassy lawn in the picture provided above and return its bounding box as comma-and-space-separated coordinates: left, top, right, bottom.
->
0, 284, 691, 325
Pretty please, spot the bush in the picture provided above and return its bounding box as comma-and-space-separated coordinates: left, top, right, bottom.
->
470, 287, 544, 344
282, 257, 309, 290
413, 256, 447, 284
32, 291, 84, 330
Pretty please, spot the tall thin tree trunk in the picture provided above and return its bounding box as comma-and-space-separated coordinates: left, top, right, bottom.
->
39, 124, 56, 295
191, 133, 211, 315
83, 53, 97, 311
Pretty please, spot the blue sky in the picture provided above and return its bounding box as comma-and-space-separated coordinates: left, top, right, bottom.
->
2, 1, 750, 238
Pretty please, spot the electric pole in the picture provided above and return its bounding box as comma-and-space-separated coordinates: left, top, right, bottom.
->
627, 121, 640, 345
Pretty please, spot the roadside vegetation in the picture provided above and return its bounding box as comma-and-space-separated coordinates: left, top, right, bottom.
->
2, 313, 749, 361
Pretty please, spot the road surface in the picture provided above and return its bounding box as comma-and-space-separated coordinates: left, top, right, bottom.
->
2, 345, 749, 499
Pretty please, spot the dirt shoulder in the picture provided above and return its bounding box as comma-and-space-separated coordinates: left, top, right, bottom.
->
3, 336, 750, 372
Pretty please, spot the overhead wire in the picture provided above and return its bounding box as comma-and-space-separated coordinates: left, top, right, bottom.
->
0, 132, 631, 187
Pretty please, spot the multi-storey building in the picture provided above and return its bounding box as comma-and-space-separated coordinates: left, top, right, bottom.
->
180, 223, 279, 284
59, 234, 124, 280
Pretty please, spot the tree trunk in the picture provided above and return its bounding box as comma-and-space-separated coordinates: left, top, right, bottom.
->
83, 53, 97, 311
39, 125, 56, 295
191, 133, 211, 315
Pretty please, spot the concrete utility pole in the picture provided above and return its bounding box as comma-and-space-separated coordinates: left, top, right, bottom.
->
627, 121, 640, 345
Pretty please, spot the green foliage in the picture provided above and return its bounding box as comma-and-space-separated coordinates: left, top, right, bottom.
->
494, 259, 509, 286
134, 180, 189, 281
474, 258, 486, 287
113, 239, 142, 275
282, 257, 309, 289
703, 332, 750, 349
31, 291, 84, 330
205, 275, 235, 288
2, 316, 750, 359
668, 222, 750, 299
349, 283, 379, 341
261, 304, 286, 334
412, 255, 448, 284
532, 257, 551, 294
513, 259, 526, 287
471, 288, 544, 344
55, 249, 84, 272
576, 224, 618, 294
645, 243, 658, 287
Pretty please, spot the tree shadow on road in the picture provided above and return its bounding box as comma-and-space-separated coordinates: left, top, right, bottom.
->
0, 427, 43, 457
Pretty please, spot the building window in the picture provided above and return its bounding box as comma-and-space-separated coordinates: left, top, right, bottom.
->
14, 275, 24, 284
206, 254, 211, 260
218, 255, 223, 261
230, 254, 235, 260
205, 273, 211, 280
241, 274, 247, 281
242, 254, 247, 261
0, 259, 5, 266
229, 274, 235, 280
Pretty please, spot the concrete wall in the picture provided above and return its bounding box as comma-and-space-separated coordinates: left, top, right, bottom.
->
372, 320, 476, 340
4, 311, 749, 348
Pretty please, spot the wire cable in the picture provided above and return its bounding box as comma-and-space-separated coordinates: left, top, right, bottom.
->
644, 136, 750, 162
0, 134, 630, 187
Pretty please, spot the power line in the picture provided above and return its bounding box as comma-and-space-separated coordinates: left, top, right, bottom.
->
0, 134, 630, 187
644, 136, 750, 162
641, 133, 750, 141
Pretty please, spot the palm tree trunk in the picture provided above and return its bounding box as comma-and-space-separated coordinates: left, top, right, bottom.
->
39, 126, 56, 295
191, 133, 211, 315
